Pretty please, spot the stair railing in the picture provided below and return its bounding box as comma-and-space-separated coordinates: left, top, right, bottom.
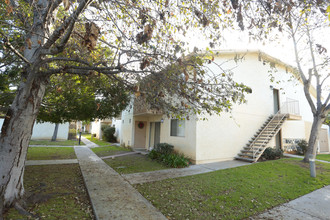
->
250, 103, 289, 160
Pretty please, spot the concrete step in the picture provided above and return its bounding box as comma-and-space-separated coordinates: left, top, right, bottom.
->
235, 156, 256, 162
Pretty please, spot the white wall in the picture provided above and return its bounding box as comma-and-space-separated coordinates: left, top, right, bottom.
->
120, 102, 134, 147
112, 118, 122, 142
194, 52, 316, 163
91, 120, 102, 139
0, 119, 69, 140
160, 117, 197, 161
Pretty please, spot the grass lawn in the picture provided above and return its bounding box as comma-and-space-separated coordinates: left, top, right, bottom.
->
316, 154, 330, 162
82, 133, 113, 146
27, 147, 76, 160
91, 146, 131, 157
136, 158, 330, 220
104, 154, 168, 174
4, 164, 93, 219
29, 139, 84, 146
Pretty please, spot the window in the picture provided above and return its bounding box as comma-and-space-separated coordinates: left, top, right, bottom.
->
170, 119, 185, 137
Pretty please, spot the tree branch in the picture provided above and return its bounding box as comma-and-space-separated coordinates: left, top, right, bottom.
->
306, 23, 322, 109
2, 38, 30, 64
290, 17, 316, 115
43, 0, 91, 52
41, 57, 91, 66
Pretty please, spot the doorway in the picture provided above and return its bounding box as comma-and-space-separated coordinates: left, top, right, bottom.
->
149, 122, 161, 149
134, 121, 147, 149
273, 89, 280, 114
275, 130, 282, 150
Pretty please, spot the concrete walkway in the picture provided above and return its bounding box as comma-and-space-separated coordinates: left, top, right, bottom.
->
26, 159, 78, 166
29, 145, 76, 147
284, 153, 330, 164
253, 185, 330, 220
123, 160, 250, 185
74, 146, 166, 220
80, 136, 99, 148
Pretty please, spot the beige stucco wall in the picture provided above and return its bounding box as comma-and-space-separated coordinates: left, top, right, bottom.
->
159, 117, 197, 161
194, 52, 315, 163
119, 51, 328, 164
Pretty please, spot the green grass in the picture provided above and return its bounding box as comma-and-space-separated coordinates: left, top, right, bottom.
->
316, 154, 330, 162
27, 147, 76, 160
91, 146, 131, 157
104, 154, 168, 174
82, 133, 113, 146
4, 164, 93, 219
136, 158, 330, 220
29, 139, 84, 146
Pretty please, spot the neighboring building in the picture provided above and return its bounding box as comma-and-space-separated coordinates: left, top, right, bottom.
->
90, 118, 112, 139
119, 50, 330, 164
0, 119, 69, 140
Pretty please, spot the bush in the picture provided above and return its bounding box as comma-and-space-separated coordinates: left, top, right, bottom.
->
68, 129, 77, 140
148, 143, 190, 168
154, 143, 174, 155
102, 126, 116, 142
261, 147, 283, 160
297, 139, 308, 155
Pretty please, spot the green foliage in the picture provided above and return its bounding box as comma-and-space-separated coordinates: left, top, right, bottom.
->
136, 159, 330, 220
27, 147, 76, 160
154, 143, 174, 155
261, 147, 283, 160
102, 126, 116, 143
91, 145, 131, 157
297, 140, 308, 155
149, 143, 189, 168
37, 74, 129, 123
104, 154, 168, 174
82, 133, 111, 146
316, 154, 330, 162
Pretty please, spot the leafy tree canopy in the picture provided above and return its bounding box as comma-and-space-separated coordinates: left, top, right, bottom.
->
37, 73, 129, 123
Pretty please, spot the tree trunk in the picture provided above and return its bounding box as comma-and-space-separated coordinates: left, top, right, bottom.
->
303, 115, 323, 163
0, 75, 48, 215
51, 123, 60, 142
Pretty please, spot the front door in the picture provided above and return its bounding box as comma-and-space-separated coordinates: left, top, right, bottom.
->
134, 121, 147, 149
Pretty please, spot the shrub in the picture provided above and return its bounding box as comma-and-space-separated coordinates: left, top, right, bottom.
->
154, 143, 174, 155
261, 147, 283, 160
148, 143, 189, 168
102, 126, 116, 142
297, 139, 308, 155
162, 153, 190, 168
68, 129, 77, 140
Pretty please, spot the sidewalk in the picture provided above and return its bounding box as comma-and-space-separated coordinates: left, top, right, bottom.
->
74, 146, 166, 220
26, 159, 78, 166
80, 136, 99, 148
123, 160, 250, 184
253, 185, 330, 220
284, 153, 330, 164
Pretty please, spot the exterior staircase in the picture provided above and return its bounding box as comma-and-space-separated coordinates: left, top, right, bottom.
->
235, 113, 288, 162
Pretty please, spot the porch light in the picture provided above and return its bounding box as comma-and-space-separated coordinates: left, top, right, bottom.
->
270, 85, 274, 90
161, 118, 164, 123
